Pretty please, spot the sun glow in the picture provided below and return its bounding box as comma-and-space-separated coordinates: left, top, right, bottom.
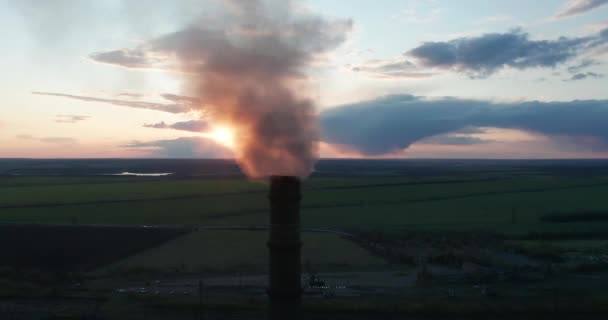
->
206, 125, 236, 149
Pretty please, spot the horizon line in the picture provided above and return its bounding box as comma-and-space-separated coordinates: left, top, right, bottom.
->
2, 157, 608, 161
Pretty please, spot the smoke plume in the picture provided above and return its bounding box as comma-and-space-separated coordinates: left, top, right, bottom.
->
91, 0, 352, 178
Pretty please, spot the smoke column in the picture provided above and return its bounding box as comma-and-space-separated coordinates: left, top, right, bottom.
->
142, 0, 351, 178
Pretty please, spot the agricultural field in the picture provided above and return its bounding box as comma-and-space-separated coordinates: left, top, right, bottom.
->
2, 160, 608, 237
0, 224, 188, 271
104, 230, 387, 274
2, 159, 608, 318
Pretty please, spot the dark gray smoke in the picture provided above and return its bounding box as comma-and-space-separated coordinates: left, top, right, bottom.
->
90, 0, 352, 178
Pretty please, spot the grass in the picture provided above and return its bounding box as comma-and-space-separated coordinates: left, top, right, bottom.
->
2, 175, 608, 237
104, 230, 387, 274
3, 173, 607, 275
0, 224, 188, 271
509, 239, 608, 257
541, 211, 608, 223
3, 160, 608, 317
0, 178, 265, 207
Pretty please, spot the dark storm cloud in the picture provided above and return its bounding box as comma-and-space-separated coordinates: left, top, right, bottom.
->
122, 137, 232, 158
554, 0, 608, 19
320, 95, 608, 155
55, 115, 90, 123
143, 120, 208, 132
33, 92, 193, 114
564, 71, 604, 81
407, 28, 606, 77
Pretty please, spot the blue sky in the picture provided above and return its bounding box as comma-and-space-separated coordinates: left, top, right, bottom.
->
0, 0, 607, 160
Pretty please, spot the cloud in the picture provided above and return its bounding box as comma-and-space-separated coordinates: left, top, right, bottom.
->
116, 92, 143, 99
89, 49, 154, 69
586, 20, 608, 32
352, 58, 434, 78
353, 28, 608, 79
564, 71, 604, 81
567, 59, 600, 73
89, 49, 179, 71
419, 134, 493, 146
17, 134, 77, 145
451, 126, 488, 134
122, 137, 232, 158
320, 94, 608, 155
554, 0, 608, 19
408, 28, 607, 77
143, 120, 208, 132
55, 114, 90, 123
159, 93, 200, 104
32, 91, 194, 114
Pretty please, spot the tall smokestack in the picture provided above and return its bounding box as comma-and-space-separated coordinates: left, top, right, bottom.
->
268, 175, 302, 319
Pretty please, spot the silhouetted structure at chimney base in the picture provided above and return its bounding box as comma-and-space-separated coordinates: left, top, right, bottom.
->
268, 175, 302, 319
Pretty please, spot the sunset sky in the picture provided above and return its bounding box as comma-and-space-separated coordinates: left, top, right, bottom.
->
1, 0, 607, 159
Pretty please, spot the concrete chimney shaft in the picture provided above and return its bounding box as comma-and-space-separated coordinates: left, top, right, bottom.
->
267, 175, 302, 318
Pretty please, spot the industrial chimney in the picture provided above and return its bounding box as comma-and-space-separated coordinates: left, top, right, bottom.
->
267, 175, 302, 319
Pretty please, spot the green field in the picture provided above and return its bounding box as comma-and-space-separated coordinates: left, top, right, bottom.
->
104, 230, 387, 274
2, 174, 608, 236
3, 160, 608, 317
2, 166, 608, 274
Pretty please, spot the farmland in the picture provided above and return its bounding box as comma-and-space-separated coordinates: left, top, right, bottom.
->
0, 224, 188, 271
2, 160, 608, 237
1, 159, 608, 318
2, 159, 608, 270
105, 230, 387, 274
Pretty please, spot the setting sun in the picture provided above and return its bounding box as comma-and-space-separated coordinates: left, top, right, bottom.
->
206, 125, 236, 149
2, 0, 608, 317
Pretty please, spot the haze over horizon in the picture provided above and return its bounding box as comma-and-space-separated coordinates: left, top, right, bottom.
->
2, 0, 608, 160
